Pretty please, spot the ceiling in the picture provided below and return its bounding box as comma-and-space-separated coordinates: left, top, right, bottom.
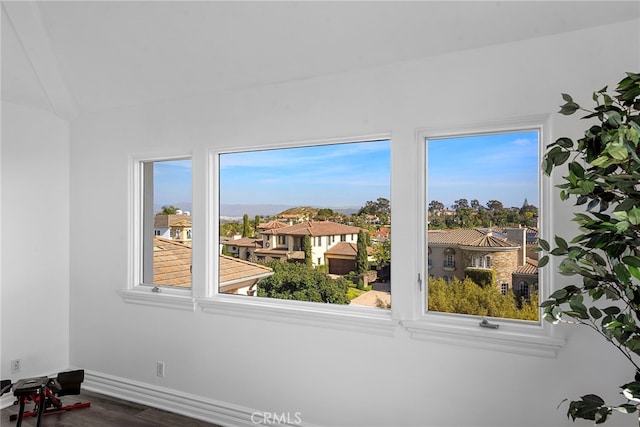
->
2, 1, 639, 119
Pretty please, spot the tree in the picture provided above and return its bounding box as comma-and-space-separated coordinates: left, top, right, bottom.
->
242, 214, 250, 237
372, 239, 390, 267
538, 73, 640, 424
428, 200, 445, 213
355, 230, 369, 274
358, 197, 390, 223
159, 205, 178, 215
303, 235, 312, 267
470, 199, 481, 210
256, 261, 349, 304
486, 200, 504, 211
316, 208, 334, 220
254, 215, 261, 234
427, 277, 538, 321
452, 198, 469, 210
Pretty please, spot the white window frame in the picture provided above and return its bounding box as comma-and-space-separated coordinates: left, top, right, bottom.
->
119, 152, 196, 311
403, 116, 565, 357
197, 134, 396, 337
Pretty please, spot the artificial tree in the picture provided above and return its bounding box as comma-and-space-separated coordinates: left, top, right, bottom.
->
540, 72, 640, 424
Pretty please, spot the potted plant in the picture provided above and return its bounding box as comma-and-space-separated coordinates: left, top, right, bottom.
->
540, 72, 640, 424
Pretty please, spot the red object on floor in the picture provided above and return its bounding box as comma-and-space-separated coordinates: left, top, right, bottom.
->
4, 370, 90, 426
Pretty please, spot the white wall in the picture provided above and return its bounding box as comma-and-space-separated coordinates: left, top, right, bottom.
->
1, 102, 70, 381
66, 21, 639, 426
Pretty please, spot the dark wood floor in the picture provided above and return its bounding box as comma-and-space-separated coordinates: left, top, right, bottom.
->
1, 389, 222, 426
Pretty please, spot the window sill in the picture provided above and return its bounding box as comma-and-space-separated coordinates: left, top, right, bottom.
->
118, 287, 196, 311
402, 313, 565, 358
198, 295, 398, 336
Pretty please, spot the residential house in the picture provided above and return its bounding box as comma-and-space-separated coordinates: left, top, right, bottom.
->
257, 220, 363, 273
428, 227, 537, 296
153, 214, 192, 242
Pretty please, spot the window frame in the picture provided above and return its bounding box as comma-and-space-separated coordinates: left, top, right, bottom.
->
403, 116, 565, 357
198, 133, 397, 337
119, 152, 196, 311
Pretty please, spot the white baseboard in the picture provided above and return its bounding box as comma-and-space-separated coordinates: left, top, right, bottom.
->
83, 370, 313, 427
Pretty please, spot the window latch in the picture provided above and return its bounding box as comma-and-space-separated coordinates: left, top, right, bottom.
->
479, 318, 499, 329
418, 273, 422, 291
151, 286, 162, 293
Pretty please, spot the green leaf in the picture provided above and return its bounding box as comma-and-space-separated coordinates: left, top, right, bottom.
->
589, 306, 602, 319
625, 339, 640, 355
614, 263, 632, 284
628, 208, 640, 225
559, 101, 580, 115
538, 255, 549, 268
629, 265, 640, 281
549, 288, 568, 300
555, 236, 569, 252
603, 306, 621, 315
562, 93, 574, 103
623, 256, 640, 267
539, 239, 550, 252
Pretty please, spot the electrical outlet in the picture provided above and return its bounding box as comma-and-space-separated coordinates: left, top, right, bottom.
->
156, 361, 165, 378
10, 359, 21, 374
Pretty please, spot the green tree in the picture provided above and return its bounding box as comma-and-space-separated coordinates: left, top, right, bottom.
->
303, 235, 312, 267
427, 277, 538, 321
254, 215, 261, 235
372, 239, 390, 267
256, 261, 349, 304
355, 230, 369, 274
242, 214, 250, 237
159, 205, 178, 215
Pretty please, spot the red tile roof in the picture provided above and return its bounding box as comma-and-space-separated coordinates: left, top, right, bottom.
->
153, 237, 272, 289
153, 237, 192, 287
154, 214, 192, 228
263, 220, 360, 237
325, 242, 357, 256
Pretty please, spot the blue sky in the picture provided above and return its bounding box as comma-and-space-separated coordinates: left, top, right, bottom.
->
219, 140, 391, 207
428, 130, 539, 209
153, 159, 192, 207
153, 131, 539, 211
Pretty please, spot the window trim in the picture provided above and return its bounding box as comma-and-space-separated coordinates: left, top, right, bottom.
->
120, 152, 196, 311
201, 133, 396, 334
407, 115, 565, 357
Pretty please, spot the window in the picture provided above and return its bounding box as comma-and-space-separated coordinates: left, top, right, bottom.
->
141, 158, 193, 289
217, 139, 391, 309
426, 128, 540, 322
501, 283, 509, 296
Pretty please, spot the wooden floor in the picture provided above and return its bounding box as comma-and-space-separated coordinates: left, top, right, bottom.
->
1, 389, 222, 426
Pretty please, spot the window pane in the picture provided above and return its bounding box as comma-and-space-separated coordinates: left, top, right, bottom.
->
426, 130, 540, 321
218, 140, 391, 309
142, 159, 192, 288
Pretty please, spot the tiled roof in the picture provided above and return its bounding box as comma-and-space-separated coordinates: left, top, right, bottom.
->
514, 258, 538, 275
153, 237, 192, 287
153, 237, 273, 288
219, 255, 273, 284
463, 233, 520, 248
226, 237, 262, 248
428, 228, 520, 248
325, 242, 357, 256
428, 229, 486, 245
154, 214, 192, 228
258, 221, 288, 230
263, 221, 361, 237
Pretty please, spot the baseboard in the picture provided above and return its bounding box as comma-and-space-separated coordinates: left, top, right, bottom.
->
83, 370, 313, 427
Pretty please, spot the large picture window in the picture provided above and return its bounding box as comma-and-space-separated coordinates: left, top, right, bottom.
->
217, 139, 391, 309
426, 129, 541, 321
